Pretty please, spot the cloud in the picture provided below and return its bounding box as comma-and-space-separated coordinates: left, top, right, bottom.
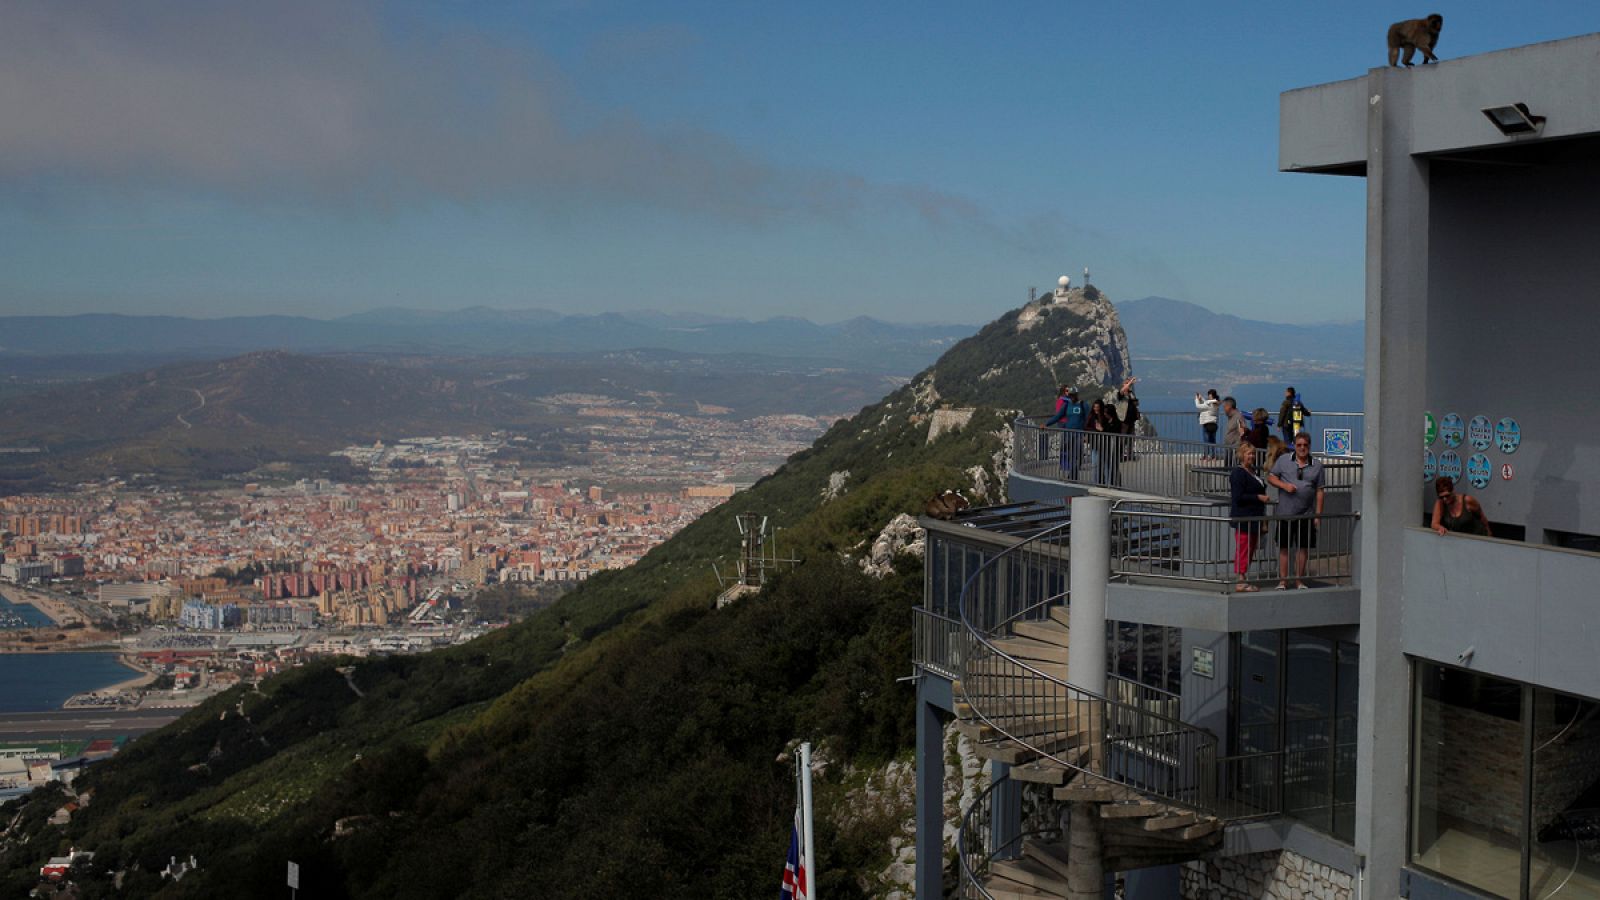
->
0, 0, 1044, 246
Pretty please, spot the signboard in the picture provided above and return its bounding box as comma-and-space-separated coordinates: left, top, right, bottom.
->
1502, 463, 1515, 481
1439, 413, 1464, 449
1496, 417, 1522, 454
1423, 449, 1437, 481
1324, 428, 1353, 457
1438, 450, 1463, 482
1468, 415, 1493, 452
1467, 453, 1491, 489
287, 862, 300, 891
1191, 647, 1215, 679
1425, 411, 1438, 446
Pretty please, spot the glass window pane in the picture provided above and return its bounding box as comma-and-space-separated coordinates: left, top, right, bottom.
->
1166, 626, 1183, 696
1116, 622, 1138, 681
1284, 632, 1335, 831
1530, 688, 1600, 899
1141, 625, 1164, 688
1333, 642, 1359, 844
1236, 631, 1280, 754
1412, 662, 1526, 899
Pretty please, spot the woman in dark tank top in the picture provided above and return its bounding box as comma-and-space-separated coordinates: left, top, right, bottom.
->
1430, 476, 1492, 536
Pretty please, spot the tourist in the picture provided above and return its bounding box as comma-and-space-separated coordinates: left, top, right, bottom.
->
1278, 387, 1299, 444
1246, 408, 1271, 451
1230, 443, 1269, 592
1430, 477, 1492, 537
1222, 397, 1246, 462
1268, 432, 1325, 589
1039, 385, 1071, 460
1088, 399, 1122, 484
1115, 377, 1140, 460
1043, 388, 1088, 478
1195, 389, 1220, 454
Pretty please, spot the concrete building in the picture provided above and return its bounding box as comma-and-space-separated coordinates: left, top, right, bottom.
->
911, 34, 1600, 900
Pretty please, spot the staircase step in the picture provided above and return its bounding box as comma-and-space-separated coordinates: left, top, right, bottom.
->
1009, 761, 1070, 786
1098, 801, 1164, 819
1143, 812, 1200, 831
966, 659, 1070, 682
1054, 781, 1140, 804
1180, 819, 1223, 840
1022, 840, 1073, 882
1012, 619, 1070, 647
993, 636, 1071, 665
980, 873, 1055, 900
990, 856, 1070, 896
1048, 605, 1072, 627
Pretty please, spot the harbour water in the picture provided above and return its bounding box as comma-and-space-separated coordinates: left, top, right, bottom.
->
0, 595, 55, 630
0, 653, 140, 714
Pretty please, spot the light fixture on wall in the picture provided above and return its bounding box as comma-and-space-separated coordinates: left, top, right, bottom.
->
1481, 102, 1545, 136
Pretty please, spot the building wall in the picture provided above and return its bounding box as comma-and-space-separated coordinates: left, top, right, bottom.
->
1180, 849, 1353, 900
1426, 159, 1600, 539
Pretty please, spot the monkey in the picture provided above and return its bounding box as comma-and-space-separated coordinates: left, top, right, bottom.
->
1388, 14, 1443, 67
923, 490, 969, 521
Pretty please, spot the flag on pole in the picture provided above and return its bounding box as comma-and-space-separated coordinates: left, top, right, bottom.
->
780, 809, 808, 900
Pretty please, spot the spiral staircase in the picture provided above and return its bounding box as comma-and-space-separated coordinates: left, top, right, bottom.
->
953, 517, 1233, 900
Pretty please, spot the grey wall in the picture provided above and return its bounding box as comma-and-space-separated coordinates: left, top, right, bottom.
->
1401, 527, 1600, 698
1181, 628, 1231, 751
1426, 159, 1600, 539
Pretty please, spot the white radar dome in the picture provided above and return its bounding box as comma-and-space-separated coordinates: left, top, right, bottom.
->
1058, 275, 1070, 288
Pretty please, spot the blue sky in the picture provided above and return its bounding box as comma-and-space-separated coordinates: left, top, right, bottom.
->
0, 1, 1591, 325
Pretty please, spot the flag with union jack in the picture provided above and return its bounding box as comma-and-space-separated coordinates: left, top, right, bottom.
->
779, 809, 808, 900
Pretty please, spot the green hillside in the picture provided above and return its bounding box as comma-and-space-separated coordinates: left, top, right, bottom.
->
0, 289, 1129, 898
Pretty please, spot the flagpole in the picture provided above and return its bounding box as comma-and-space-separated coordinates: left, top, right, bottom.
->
799, 741, 816, 900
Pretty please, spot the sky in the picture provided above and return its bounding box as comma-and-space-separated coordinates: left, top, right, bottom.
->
0, 1, 1591, 326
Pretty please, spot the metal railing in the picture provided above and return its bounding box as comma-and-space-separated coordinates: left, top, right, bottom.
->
912, 606, 964, 679
1140, 409, 1366, 458
1013, 417, 1364, 499
957, 775, 1060, 900
956, 520, 1224, 819
1110, 504, 1360, 590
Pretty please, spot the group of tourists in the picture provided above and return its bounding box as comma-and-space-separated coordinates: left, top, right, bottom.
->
1043, 377, 1140, 484
1229, 431, 1326, 592
1195, 386, 1311, 462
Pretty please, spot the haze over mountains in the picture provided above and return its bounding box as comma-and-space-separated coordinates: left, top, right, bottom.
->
0, 308, 976, 375
1117, 296, 1363, 363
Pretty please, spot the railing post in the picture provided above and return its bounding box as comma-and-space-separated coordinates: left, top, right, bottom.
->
1067, 497, 1109, 696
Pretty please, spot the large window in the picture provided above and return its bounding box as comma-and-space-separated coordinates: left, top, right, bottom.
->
1230, 629, 1358, 841
1412, 661, 1600, 899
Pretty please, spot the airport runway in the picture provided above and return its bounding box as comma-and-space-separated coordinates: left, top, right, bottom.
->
0, 708, 184, 742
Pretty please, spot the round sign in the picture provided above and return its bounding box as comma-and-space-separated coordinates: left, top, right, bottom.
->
1425, 411, 1438, 446
1496, 417, 1522, 454
1501, 462, 1515, 481
1466, 453, 1491, 489
1423, 449, 1437, 481
1438, 450, 1463, 482
1439, 413, 1464, 449
1468, 415, 1493, 452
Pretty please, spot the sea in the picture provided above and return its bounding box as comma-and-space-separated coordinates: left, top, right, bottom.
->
0, 653, 141, 714
0, 594, 55, 629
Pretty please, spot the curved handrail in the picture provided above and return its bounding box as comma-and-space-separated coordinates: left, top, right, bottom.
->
955, 517, 1221, 816
956, 775, 1060, 900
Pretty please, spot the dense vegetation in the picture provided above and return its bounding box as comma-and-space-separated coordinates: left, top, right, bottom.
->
0, 292, 1122, 897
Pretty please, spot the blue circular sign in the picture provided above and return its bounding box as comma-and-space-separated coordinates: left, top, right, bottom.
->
1496, 417, 1522, 454
1466, 453, 1491, 489
1440, 413, 1464, 449
1423, 449, 1437, 481
1468, 415, 1493, 452
1438, 450, 1463, 482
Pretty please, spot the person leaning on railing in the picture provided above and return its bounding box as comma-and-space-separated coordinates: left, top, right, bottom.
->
1229, 443, 1270, 592
1268, 432, 1325, 590
1430, 476, 1491, 537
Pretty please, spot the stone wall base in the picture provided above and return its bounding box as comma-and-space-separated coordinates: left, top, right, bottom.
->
1180, 849, 1353, 900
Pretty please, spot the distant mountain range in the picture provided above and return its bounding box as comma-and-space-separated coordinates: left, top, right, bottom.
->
0, 350, 903, 493
1117, 296, 1363, 363
0, 308, 977, 375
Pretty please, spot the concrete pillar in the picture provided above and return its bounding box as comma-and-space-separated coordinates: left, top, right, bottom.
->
1355, 65, 1429, 900
1066, 802, 1104, 900
914, 685, 945, 900
1068, 496, 1110, 695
